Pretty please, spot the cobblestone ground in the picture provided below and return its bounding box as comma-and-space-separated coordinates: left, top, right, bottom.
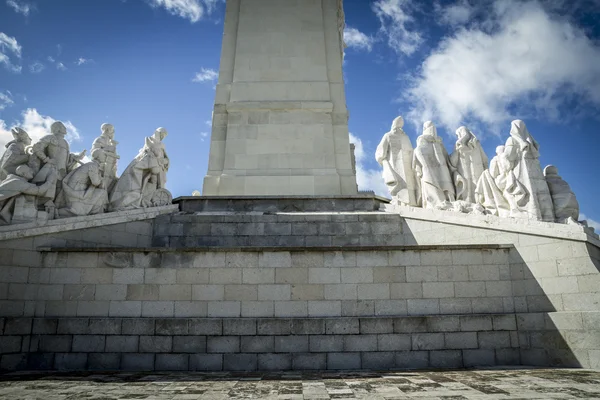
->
1, 369, 599, 399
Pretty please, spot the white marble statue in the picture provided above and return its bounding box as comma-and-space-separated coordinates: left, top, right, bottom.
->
475, 145, 526, 217
504, 120, 555, 222
0, 165, 55, 225
55, 150, 109, 218
0, 128, 32, 182
375, 116, 418, 206
544, 165, 579, 224
412, 121, 456, 209
449, 126, 488, 203
91, 123, 120, 192
109, 127, 172, 211
30, 121, 86, 203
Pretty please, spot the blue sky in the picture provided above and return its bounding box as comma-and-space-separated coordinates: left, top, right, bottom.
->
1, 0, 599, 229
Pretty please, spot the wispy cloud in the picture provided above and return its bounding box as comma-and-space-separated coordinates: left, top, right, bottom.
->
6, 0, 34, 16
29, 61, 44, 73
372, 0, 423, 56
344, 26, 375, 52
76, 57, 93, 66
56, 62, 67, 71
0, 108, 81, 157
0, 91, 14, 111
147, 0, 221, 23
405, 0, 600, 133
192, 67, 218, 83
349, 132, 389, 197
0, 32, 22, 73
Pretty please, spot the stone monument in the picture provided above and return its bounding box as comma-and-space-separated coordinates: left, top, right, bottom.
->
202, 0, 358, 196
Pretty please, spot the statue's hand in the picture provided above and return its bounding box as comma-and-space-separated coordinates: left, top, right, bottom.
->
75, 150, 87, 160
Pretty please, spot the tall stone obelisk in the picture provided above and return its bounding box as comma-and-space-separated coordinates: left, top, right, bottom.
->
202, 0, 358, 196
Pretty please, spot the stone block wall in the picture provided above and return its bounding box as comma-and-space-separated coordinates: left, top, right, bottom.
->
0, 315, 523, 371
0, 247, 514, 319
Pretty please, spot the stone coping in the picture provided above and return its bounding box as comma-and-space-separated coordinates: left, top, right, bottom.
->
391, 205, 600, 247
38, 244, 513, 253
0, 205, 179, 242
174, 195, 391, 202
226, 101, 334, 112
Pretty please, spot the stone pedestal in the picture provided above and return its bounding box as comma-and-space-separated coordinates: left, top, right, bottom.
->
203, 0, 358, 196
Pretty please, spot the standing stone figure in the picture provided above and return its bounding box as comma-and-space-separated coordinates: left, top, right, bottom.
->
375, 116, 418, 206
450, 126, 488, 203
55, 151, 109, 218
109, 127, 171, 211
544, 165, 579, 224
92, 123, 120, 192
413, 121, 455, 209
0, 128, 32, 181
504, 120, 554, 222
30, 121, 86, 203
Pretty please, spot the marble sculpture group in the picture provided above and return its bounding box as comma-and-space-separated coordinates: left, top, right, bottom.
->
0, 122, 172, 225
377, 117, 580, 225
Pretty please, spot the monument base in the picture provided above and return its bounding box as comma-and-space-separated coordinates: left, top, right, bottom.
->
174, 195, 389, 213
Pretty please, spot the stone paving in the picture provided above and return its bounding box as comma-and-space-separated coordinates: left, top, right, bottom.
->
1, 368, 599, 399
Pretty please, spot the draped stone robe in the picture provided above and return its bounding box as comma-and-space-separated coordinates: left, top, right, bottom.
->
375, 130, 417, 206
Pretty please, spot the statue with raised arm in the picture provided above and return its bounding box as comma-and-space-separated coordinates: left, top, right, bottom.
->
109, 127, 172, 211
544, 165, 580, 224
30, 121, 86, 203
0, 127, 32, 181
412, 121, 455, 209
375, 116, 418, 206
91, 123, 119, 191
55, 149, 109, 218
503, 120, 554, 222
449, 126, 488, 203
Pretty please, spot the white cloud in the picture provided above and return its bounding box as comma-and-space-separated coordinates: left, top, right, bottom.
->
580, 213, 600, 234
6, 0, 34, 16
349, 132, 390, 197
147, 0, 221, 23
344, 26, 375, 52
200, 131, 209, 142
406, 1, 600, 132
372, 0, 423, 56
56, 62, 67, 71
0, 32, 22, 73
29, 61, 44, 73
76, 57, 93, 66
0, 108, 81, 158
0, 91, 14, 111
192, 67, 218, 83
435, 0, 474, 26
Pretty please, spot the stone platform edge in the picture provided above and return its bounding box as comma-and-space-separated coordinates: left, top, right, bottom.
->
392, 206, 600, 247
0, 205, 179, 242
37, 244, 514, 253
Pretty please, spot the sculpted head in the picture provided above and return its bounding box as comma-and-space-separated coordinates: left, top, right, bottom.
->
544, 165, 558, 177
510, 119, 528, 138
15, 165, 34, 180
422, 121, 437, 138
51, 121, 67, 137
391, 116, 404, 133
91, 148, 107, 164
101, 123, 115, 139
11, 127, 32, 146
496, 145, 505, 155
154, 127, 168, 141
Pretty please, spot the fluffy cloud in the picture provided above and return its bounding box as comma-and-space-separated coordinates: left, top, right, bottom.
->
406, 1, 600, 132
0, 32, 22, 73
192, 67, 218, 83
147, 0, 221, 23
349, 133, 389, 197
580, 213, 600, 234
6, 0, 34, 16
372, 0, 423, 56
0, 91, 14, 111
0, 108, 81, 157
344, 26, 375, 52
435, 0, 474, 26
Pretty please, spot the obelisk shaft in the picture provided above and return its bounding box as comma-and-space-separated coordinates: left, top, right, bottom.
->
203, 0, 357, 196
